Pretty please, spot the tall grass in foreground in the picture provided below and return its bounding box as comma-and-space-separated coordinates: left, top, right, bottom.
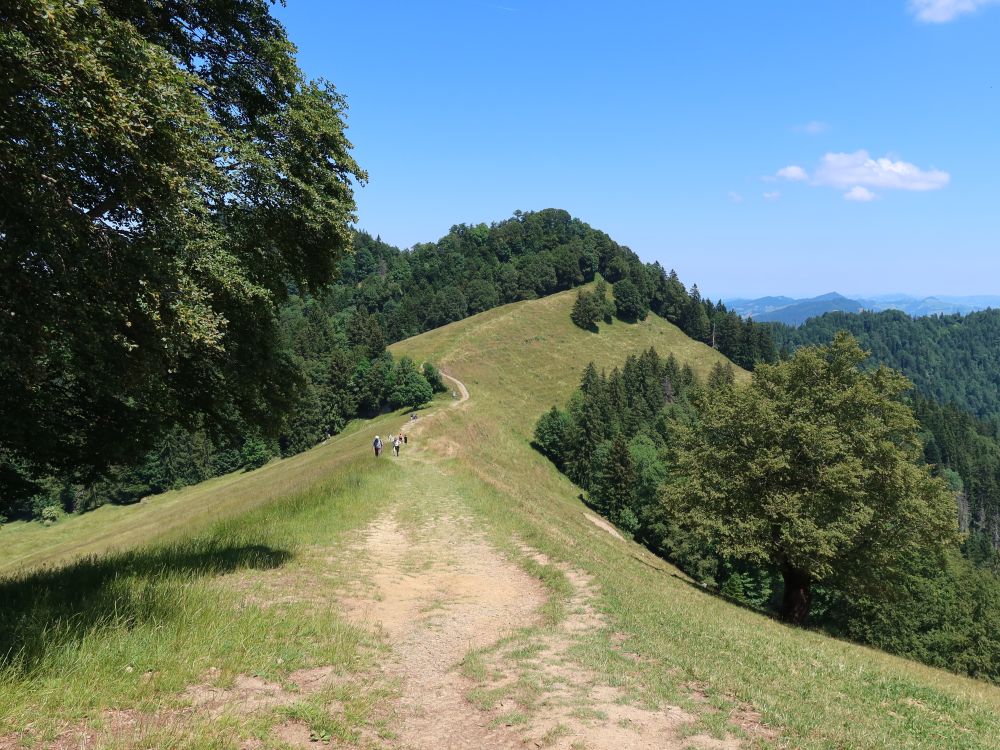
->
0, 457, 396, 738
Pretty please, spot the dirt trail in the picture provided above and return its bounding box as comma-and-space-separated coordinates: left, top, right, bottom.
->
339, 507, 755, 749
439, 371, 469, 404
339, 368, 762, 749
340, 510, 547, 749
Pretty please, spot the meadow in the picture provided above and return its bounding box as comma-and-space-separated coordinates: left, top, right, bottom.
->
2, 287, 999, 748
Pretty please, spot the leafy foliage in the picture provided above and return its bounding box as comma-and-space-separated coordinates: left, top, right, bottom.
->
535, 338, 1000, 681
771, 309, 1000, 552
337, 210, 777, 368
421, 362, 448, 394
2, 293, 442, 520
612, 279, 648, 322
388, 358, 434, 411
770, 309, 1000, 423
663, 333, 957, 624
1, 1, 364, 478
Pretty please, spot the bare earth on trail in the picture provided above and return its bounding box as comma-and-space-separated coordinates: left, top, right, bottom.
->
335, 501, 752, 749
339, 511, 547, 748
330, 376, 757, 749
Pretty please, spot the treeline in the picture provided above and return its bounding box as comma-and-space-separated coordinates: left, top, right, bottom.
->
770, 310, 1000, 551
914, 397, 1000, 562
340, 209, 777, 369
571, 276, 776, 371
535, 345, 1000, 682
3, 296, 444, 523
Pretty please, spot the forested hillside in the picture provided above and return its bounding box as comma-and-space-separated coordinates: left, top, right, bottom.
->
770, 309, 1000, 422
536, 340, 1000, 682
341, 209, 777, 368
770, 310, 1000, 552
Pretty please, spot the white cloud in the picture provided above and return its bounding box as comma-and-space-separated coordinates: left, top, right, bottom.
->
909, 0, 1000, 22
776, 165, 808, 182
763, 191, 781, 201
796, 121, 830, 135
814, 150, 950, 191
844, 186, 877, 202
728, 191, 744, 204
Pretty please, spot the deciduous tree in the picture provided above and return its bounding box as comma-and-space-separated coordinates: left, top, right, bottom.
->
663, 333, 957, 624
0, 0, 365, 479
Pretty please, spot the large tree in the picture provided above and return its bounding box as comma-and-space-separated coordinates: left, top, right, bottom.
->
663, 333, 957, 625
0, 1, 365, 478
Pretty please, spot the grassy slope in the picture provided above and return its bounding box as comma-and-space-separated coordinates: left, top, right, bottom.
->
0, 410, 402, 575
2, 287, 999, 748
390, 288, 1000, 749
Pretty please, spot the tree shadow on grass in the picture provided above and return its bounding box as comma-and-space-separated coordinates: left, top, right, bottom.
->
0, 540, 292, 675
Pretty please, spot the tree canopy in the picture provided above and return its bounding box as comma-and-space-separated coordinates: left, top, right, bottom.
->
769, 308, 1000, 424
663, 333, 958, 624
0, 0, 365, 478
535, 342, 1000, 679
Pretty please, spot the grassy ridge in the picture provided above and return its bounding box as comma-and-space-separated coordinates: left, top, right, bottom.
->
0, 409, 407, 576
391, 287, 1000, 749
1, 287, 999, 747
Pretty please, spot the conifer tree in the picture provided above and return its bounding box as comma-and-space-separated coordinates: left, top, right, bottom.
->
591, 434, 638, 530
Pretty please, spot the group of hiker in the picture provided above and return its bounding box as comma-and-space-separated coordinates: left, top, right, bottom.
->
372, 432, 407, 458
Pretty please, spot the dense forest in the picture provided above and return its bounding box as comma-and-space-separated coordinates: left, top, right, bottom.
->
769, 309, 1000, 423
342, 210, 777, 369
535, 342, 1000, 681
770, 311, 1000, 552
4, 297, 446, 522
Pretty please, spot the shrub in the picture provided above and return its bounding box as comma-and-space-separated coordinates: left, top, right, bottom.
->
40, 505, 63, 526
240, 436, 274, 471
388, 358, 434, 411
533, 407, 572, 469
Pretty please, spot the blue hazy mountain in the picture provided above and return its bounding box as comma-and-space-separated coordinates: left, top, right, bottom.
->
725, 293, 1000, 326
726, 293, 863, 325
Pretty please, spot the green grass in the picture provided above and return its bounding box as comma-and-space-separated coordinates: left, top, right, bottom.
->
391, 287, 1000, 749
0, 455, 400, 746
2, 286, 999, 748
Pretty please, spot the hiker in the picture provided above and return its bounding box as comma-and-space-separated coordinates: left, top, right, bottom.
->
403, 434, 408, 445
373, 435, 382, 458
393, 434, 401, 457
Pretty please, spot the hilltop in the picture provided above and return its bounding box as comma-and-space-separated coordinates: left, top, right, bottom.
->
3, 287, 1000, 749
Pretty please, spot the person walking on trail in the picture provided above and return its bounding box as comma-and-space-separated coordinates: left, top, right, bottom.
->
403, 434, 408, 445
373, 435, 382, 458
393, 434, 401, 457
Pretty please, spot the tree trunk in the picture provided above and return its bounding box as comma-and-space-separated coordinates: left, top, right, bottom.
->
780, 566, 812, 625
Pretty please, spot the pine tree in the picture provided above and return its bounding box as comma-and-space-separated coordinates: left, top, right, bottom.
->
591, 434, 638, 530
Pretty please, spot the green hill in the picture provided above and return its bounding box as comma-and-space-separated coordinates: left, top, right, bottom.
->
2, 288, 999, 749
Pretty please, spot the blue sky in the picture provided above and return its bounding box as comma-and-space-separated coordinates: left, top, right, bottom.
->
274, 1, 1000, 298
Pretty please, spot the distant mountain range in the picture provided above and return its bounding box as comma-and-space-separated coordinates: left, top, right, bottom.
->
724, 292, 1000, 326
